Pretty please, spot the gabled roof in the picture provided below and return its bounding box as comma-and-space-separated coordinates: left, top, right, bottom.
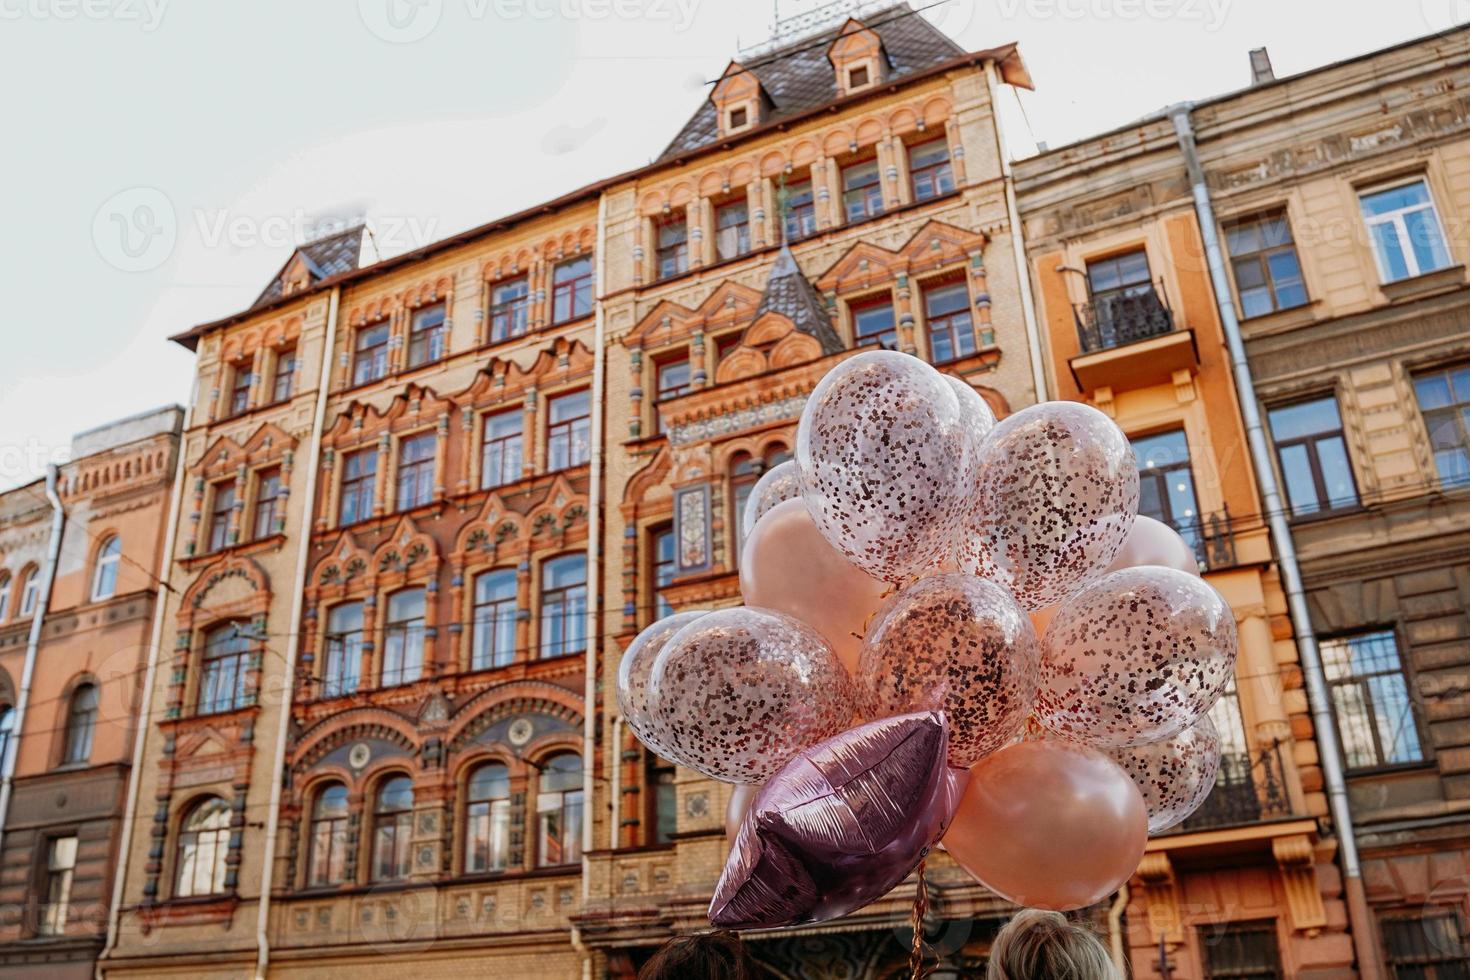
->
661, 4, 965, 161
754, 242, 843, 356
252, 224, 366, 309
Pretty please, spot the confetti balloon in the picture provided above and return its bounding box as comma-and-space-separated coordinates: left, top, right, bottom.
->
955, 401, 1138, 610
649, 607, 856, 784
945, 739, 1147, 911
943, 374, 998, 451
617, 611, 707, 765
741, 459, 802, 540
1036, 566, 1238, 748
859, 573, 1038, 767
1107, 713, 1221, 834
796, 350, 975, 583
1105, 513, 1201, 576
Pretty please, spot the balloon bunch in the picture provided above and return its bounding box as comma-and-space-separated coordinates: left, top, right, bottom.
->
617, 351, 1238, 927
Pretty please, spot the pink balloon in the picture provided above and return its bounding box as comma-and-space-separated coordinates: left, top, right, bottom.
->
649, 607, 856, 784
740, 498, 889, 676
1105, 514, 1200, 576
1107, 713, 1220, 834
1030, 603, 1058, 638
1036, 566, 1238, 748
726, 784, 758, 841
945, 740, 1147, 911
860, 573, 1038, 766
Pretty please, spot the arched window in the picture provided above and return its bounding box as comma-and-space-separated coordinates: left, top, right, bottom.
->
536, 752, 583, 868
307, 783, 350, 887
198, 622, 251, 715
0, 573, 11, 623
371, 776, 413, 881
471, 570, 518, 670
62, 684, 98, 765
382, 589, 425, 687
18, 568, 40, 619
464, 762, 511, 873
322, 602, 363, 698
539, 556, 587, 659
175, 797, 231, 897
91, 536, 121, 601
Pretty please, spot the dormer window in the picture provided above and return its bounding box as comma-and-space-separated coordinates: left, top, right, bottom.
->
827, 18, 886, 97
711, 61, 767, 138
848, 65, 869, 89
728, 107, 747, 130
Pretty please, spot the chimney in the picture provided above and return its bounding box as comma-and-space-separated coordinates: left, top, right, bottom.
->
1249, 47, 1275, 85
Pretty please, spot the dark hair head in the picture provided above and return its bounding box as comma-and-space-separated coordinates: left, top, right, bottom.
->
638, 930, 760, 980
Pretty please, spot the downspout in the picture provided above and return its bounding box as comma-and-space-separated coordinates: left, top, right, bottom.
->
255, 284, 342, 980
1170, 105, 1383, 980
0, 465, 66, 854
584, 191, 608, 895
99, 390, 195, 979
609, 715, 623, 854
985, 62, 1051, 402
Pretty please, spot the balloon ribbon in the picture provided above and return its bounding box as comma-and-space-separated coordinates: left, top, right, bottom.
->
909, 859, 929, 980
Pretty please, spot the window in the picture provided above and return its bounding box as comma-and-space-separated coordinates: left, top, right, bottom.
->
323, 602, 363, 698
472, 569, 518, 670
649, 756, 676, 845
848, 65, 869, 88
338, 449, 377, 525
1322, 630, 1424, 770
306, 783, 349, 887
728, 106, 747, 129
652, 525, 674, 621
552, 255, 593, 324
1382, 909, 1470, 978
372, 776, 413, 881
481, 410, 524, 490
207, 482, 235, 552
1414, 364, 1470, 488
0, 707, 12, 770
782, 177, 817, 242
547, 389, 591, 472
0, 573, 9, 621
175, 797, 230, 898
395, 432, 436, 510
1133, 429, 1203, 562
489, 276, 529, 343
271, 347, 297, 402
252, 468, 282, 541
228, 362, 252, 416
1267, 398, 1358, 516
655, 356, 691, 435
842, 159, 883, 223
39, 836, 77, 936
539, 554, 587, 659
62, 683, 97, 765
730, 453, 760, 562
382, 589, 425, 687
1224, 212, 1308, 317
924, 282, 974, 363
352, 322, 390, 385
908, 139, 955, 202
655, 217, 687, 280
851, 295, 897, 351
465, 763, 512, 874
1087, 249, 1154, 308
715, 200, 750, 261
537, 752, 583, 867
406, 303, 446, 368
1361, 180, 1452, 283
198, 622, 250, 715
18, 568, 39, 619
91, 535, 120, 601
1202, 921, 1282, 979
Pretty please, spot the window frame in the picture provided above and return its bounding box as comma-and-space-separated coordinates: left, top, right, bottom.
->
781, 175, 817, 242
1413, 362, 1470, 490
546, 388, 591, 473
174, 796, 231, 899
480, 409, 524, 491
841, 157, 883, 223
1132, 428, 1204, 561
61, 683, 98, 766
371, 775, 414, 882
39, 834, 78, 937
849, 292, 898, 351
650, 523, 674, 622
322, 601, 364, 698
539, 553, 587, 659
551, 255, 594, 325
1222, 209, 1309, 319
381, 588, 426, 688
17, 567, 39, 619
535, 752, 584, 868
227, 361, 253, 417
654, 216, 688, 280
907, 138, 955, 203
488, 274, 530, 343
1380, 907, 1470, 978
406, 303, 447, 369
1321, 628, 1428, 773
352, 321, 391, 386
1359, 177, 1454, 283
471, 568, 519, 671
1266, 395, 1360, 518
197, 621, 251, 716
338, 448, 377, 526
251, 467, 283, 541
714, 198, 750, 261
207, 481, 235, 553
921, 279, 975, 364
271, 346, 297, 403
1200, 919, 1284, 979
306, 782, 350, 888
91, 534, 121, 601
464, 761, 513, 874
394, 431, 436, 511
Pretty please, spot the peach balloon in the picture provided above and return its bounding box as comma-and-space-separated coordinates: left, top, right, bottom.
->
944, 740, 1147, 911
726, 783, 758, 841
1105, 514, 1200, 576
1030, 604, 1058, 638
739, 498, 889, 676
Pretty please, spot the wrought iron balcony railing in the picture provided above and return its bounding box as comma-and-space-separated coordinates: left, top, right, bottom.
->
1074, 280, 1176, 354
1175, 740, 1293, 833
1161, 506, 1237, 572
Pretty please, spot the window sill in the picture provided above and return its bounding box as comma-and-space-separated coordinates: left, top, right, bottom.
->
1237, 300, 1319, 338
1379, 265, 1466, 303
181, 533, 287, 568
1285, 503, 1366, 525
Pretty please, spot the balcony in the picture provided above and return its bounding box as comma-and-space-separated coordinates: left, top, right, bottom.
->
1176, 741, 1293, 833
1162, 507, 1237, 572
1067, 280, 1198, 391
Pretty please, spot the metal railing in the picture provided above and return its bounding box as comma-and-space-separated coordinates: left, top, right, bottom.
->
1176, 740, 1293, 832
1162, 506, 1237, 572
1074, 279, 1176, 353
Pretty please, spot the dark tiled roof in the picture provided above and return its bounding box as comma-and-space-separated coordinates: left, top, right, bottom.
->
755, 242, 844, 355
660, 4, 965, 161
252, 225, 366, 308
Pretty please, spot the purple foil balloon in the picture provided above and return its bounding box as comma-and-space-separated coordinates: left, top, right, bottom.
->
709, 711, 966, 930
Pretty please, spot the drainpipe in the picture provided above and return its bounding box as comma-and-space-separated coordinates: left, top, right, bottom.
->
985, 61, 1051, 402
255, 285, 342, 980
583, 191, 608, 901
1170, 105, 1382, 980
0, 465, 66, 856
609, 715, 624, 853
99, 393, 194, 979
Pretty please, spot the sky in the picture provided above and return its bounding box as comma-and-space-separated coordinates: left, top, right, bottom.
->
0, 0, 1461, 490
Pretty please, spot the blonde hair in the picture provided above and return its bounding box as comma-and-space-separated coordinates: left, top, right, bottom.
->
986, 910, 1120, 980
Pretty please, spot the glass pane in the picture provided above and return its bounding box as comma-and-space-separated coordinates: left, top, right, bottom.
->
1368, 673, 1423, 765
388, 589, 424, 621
1315, 437, 1358, 509
1240, 287, 1275, 320
1369, 219, 1411, 282
1268, 398, 1342, 440
550, 390, 590, 423
1416, 374, 1454, 410
469, 763, 510, 801
543, 555, 585, 590
1361, 182, 1431, 216
1332, 682, 1379, 770
1405, 208, 1452, 273
1234, 257, 1267, 290
924, 283, 968, 317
